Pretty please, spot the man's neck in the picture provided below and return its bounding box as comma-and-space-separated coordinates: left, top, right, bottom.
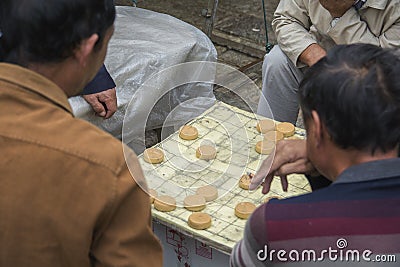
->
28, 61, 86, 97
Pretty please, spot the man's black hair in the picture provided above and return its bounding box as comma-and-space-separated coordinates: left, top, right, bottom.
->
299, 44, 400, 154
0, 0, 115, 65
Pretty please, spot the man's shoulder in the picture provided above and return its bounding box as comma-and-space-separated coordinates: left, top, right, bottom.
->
58, 118, 130, 175
6, 113, 131, 175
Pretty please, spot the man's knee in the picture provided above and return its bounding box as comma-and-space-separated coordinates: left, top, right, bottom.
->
262, 46, 291, 76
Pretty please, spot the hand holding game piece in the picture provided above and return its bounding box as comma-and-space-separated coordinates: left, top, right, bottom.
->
250, 139, 318, 194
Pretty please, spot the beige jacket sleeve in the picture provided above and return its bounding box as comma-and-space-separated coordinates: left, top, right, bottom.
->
273, 0, 400, 66
91, 149, 163, 267
272, 0, 317, 66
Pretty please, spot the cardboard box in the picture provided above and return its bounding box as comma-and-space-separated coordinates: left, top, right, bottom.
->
153, 221, 230, 267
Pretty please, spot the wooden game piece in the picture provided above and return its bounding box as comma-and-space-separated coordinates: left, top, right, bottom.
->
184, 195, 206, 211
235, 202, 257, 219
256, 119, 275, 133
154, 195, 176, 212
148, 189, 158, 204
239, 173, 253, 190
276, 122, 295, 137
264, 196, 282, 204
179, 125, 199, 140
188, 212, 212, 230
143, 148, 164, 164
264, 130, 284, 142
255, 140, 275, 154
196, 145, 217, 160
196, 185, 218, 202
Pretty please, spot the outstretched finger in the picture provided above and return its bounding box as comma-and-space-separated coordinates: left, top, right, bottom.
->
261, 173, 275, 194
250, 152, 275, 190
280, 174, 288, 192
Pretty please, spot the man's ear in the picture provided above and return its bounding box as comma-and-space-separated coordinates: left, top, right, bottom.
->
74, 33, 99, 67
310, 110, 323, 147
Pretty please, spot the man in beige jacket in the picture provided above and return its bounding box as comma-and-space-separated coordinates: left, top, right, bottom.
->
0, 0, 162, 266
257, 0, 400, 124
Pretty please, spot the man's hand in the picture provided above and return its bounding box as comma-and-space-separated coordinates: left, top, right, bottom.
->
82, 88, 117, 119
299, 43, 327, 67
249, 139, 318, 194
319, 0, 355, 18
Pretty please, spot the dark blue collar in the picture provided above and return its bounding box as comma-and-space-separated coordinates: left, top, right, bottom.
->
354, 0, 367, 10
334, 158, 400, 184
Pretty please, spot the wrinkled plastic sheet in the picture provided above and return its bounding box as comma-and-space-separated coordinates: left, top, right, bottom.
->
69, 6, 217, 153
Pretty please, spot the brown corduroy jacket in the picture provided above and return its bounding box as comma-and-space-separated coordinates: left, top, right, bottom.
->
0, 63, 162, 267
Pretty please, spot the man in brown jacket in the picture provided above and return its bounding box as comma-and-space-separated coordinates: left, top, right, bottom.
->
0, 0, 162, 266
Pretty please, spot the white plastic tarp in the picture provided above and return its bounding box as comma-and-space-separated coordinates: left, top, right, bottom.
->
69, 6, 217, 153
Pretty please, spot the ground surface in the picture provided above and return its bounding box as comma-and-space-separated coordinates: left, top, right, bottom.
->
116, 0, 280, 68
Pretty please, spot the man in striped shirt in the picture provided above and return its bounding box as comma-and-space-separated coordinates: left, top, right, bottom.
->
231, 44, 400, 266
